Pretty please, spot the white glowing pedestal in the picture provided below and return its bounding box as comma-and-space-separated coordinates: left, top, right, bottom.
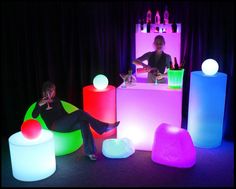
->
8, 129, 56, 181
117, 83, 182, 151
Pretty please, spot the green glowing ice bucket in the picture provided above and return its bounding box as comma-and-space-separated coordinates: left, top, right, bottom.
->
167, 69, 184, 89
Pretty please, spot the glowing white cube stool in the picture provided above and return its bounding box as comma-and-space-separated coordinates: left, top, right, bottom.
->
102, 138, 135, 158
187, 71, 227, 148
152, 123, 196, 168
8, 129, 56, 181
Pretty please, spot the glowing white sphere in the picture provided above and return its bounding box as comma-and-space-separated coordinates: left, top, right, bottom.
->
93, 74, 108, 90
201, 59, 219, 76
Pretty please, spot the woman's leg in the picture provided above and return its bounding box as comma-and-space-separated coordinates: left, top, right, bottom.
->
76, 120, 96, 155
52, 114, 96, 155
71, 110, 111, 135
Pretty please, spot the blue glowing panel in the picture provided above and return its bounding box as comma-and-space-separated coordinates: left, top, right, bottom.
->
187, 71, 227, 148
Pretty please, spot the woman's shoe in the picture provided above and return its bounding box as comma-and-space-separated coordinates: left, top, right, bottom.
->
107, 121, 120, 132
87, 154, 97, 161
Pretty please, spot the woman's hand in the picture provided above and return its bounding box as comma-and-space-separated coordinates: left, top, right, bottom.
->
156, 73, 164, 80
38, 97, 48, 106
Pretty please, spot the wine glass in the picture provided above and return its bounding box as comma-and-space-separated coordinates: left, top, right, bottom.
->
45, 92, 53, 110
120, 74, 127, 88
150, 68, 159, 85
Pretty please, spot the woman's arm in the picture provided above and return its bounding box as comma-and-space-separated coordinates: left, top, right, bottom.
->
32, 98, 48, 118
132, 52, 152, 67
133, 52, 153, 73
32, 102, 42, 118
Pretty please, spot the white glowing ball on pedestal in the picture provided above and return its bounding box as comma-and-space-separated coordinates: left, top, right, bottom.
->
201, 59, 219, 76
93, 74, 108, 90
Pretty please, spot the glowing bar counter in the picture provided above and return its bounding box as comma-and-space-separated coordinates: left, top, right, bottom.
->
117, 83, 182, 151
187, 71, 227, 148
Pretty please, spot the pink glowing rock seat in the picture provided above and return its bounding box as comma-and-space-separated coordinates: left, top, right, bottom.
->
151, 123, 196, 168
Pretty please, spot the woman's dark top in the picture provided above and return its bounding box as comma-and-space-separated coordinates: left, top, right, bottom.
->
32, 97, 67, 129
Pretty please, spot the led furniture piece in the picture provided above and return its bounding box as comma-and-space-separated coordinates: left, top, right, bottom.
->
135, 23, 181, 82
8, 129, 56, 181
83, 85, 116, 138
24, 101, 83, 156
167, 69, 184, 89
117, 83, 182, 151
151, 123, 196, 168
187, 71, 227, 148
102, 138, 135, 158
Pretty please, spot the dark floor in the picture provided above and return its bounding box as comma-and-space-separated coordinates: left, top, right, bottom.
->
1, 132, 234, 187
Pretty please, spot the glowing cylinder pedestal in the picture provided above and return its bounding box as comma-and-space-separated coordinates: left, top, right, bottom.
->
187, 71, 227, 148
8, 129, 56, 181
83, 85, 116, 138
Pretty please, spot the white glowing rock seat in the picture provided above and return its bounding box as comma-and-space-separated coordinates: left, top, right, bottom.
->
8, 129, 56, 181
102, 138, 135, 158
152, 123, 196, 168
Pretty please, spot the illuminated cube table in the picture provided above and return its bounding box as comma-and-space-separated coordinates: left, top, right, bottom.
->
8, 129, 56, 181
117, 83, 183, 151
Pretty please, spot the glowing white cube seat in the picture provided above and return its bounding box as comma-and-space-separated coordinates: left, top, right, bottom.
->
8, 129, 56, 181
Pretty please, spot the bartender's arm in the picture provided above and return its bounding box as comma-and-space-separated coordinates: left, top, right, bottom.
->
133, 52, 152, 71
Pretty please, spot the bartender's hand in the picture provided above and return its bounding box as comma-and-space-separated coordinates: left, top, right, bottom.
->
156, 72, 164, 80
143, 65, 152, 72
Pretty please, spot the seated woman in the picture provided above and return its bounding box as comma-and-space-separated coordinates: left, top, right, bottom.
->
133, 35, 172, 83
32, 81, 119, 161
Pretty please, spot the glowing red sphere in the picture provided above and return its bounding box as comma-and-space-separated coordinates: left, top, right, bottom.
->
21, 119, 42, 139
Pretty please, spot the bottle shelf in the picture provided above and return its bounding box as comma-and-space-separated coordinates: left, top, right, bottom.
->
136, 23, 181, 33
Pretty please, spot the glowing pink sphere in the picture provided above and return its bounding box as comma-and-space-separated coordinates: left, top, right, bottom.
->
21, 119, 42, 139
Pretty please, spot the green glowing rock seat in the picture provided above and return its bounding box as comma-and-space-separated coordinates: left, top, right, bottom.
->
24, 101, 83, 156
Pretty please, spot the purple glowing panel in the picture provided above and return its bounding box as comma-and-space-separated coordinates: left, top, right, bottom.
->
117, 83, 182, 151
151, 123, 196, 168
135, 26, 181, 81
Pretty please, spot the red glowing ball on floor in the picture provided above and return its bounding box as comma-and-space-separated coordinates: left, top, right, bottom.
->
21, 119, 42, 139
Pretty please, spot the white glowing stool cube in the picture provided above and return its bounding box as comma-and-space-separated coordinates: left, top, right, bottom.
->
152, 123, 196, 168
102, 138, 135, 158
8, 129, 56, 181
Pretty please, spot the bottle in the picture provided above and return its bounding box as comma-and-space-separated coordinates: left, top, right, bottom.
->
163, 5, 169, 24
171, 21, 177, 33
146, 9, 152, 24
140, 19, 144, 31
180, 57, 185, 69
174, 57, 179, 70
147, 20, 151, 33
170, 60, 174, 70
155, 10, 160, 25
